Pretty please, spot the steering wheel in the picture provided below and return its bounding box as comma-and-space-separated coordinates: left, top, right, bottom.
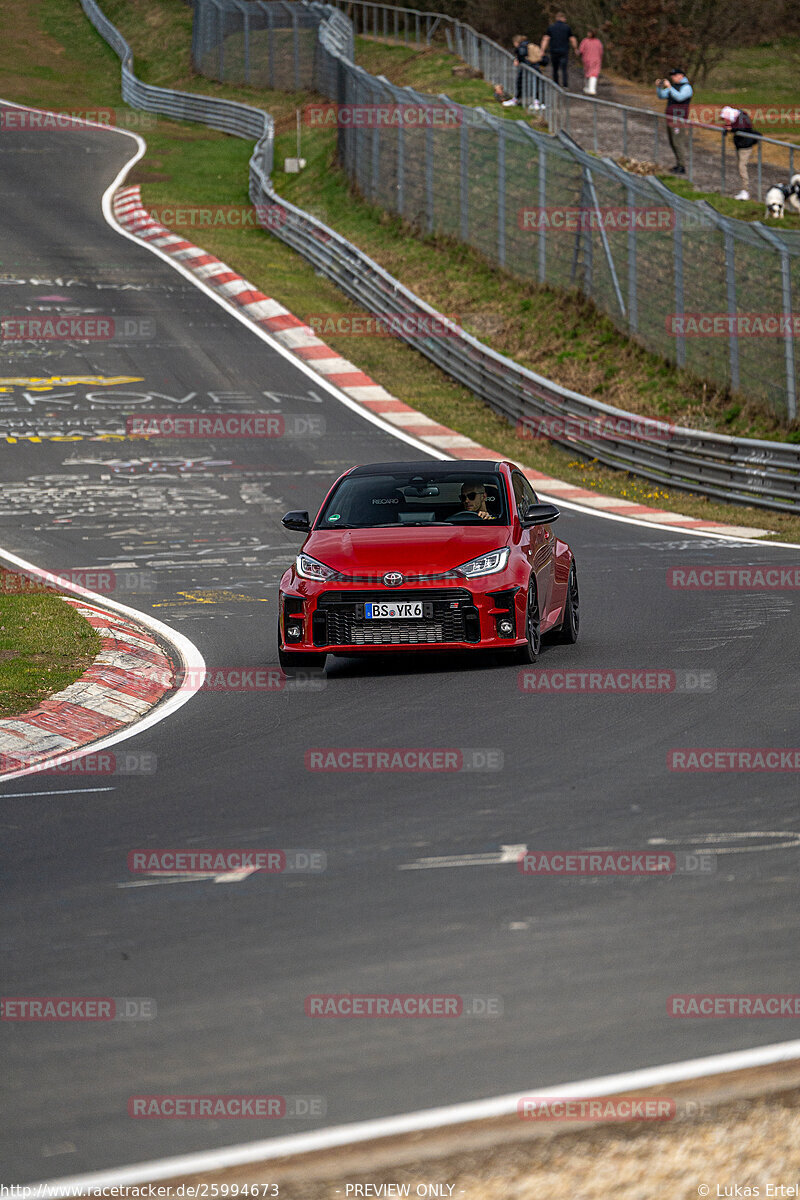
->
446, 510, 485, 523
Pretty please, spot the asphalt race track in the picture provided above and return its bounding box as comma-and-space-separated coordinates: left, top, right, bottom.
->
1, 113, 798, 1183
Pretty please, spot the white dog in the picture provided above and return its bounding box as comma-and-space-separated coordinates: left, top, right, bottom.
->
765, 186, 786, 218
765, 174, 800, 219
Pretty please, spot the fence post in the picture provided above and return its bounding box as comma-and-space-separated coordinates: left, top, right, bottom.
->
292, 8, 300, 89
757, 225, 799, 421
216, 0, 224, 78
460, 114, 469, 242
653, 116, 658, 167
781, 247, 797, 421
724, 227, 739, 392
497, 121, 506, 268
267, 6, 275, 88
626, 182, 638, 334
538, 140, 547, 283
672, 201, 686, 368
396, 115, 405, 217
721, 129, 725, 195
425, 122, 434, 233
372, 99, 380, 203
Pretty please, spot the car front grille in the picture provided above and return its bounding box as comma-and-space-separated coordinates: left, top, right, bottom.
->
313, 589, 479, 647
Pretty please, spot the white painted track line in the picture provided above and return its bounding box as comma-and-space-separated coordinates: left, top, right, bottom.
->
35, 1040, 800, 1191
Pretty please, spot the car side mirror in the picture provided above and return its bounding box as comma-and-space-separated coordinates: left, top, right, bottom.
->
282, 510, 311, 532
522, 502, 560, 526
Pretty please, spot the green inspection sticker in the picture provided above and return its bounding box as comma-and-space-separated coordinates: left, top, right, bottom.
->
328, 514, 341, 521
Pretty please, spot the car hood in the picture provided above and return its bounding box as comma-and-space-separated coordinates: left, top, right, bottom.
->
303, 525, 512, 576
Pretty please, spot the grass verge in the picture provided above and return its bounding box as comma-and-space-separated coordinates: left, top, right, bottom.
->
0, 577, 100, 719
1, 1, 799, 539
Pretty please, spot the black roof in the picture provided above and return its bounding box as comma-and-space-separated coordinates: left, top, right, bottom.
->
348, 460, 503, 476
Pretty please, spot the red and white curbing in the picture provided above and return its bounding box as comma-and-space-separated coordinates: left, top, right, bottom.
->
0, 597, 174, 776
113, 185, 769, 539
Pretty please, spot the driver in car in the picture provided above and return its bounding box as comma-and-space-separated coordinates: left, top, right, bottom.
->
459, 483, 495, 520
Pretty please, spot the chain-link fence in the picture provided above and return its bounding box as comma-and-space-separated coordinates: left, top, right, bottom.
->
192, 0, 798, 421
80, 0, 800, 508
328, 0, 800, 199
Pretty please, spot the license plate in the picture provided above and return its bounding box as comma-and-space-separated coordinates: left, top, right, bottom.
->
364, 601, 423, 620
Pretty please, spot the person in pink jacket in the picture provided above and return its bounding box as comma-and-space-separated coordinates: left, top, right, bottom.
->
578, 29, 603, 95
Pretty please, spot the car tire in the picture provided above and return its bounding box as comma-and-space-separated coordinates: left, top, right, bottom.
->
516, 577, 541, 663
555, 562, 579, 643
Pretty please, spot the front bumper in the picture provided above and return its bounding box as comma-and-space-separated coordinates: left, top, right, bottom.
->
279, 582, 523, 652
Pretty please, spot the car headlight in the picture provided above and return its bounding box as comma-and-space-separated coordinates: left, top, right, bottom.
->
296, 553, 337, 581
456, 548, 510, 578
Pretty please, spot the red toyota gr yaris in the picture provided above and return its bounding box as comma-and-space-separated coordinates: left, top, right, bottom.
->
277, 459, 579, 672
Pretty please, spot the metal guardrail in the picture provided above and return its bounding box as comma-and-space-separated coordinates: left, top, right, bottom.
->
328, 0, 800, 201
81, 0, 800, 512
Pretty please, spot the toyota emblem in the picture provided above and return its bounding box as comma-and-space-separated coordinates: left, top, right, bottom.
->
383, 571, 404, 587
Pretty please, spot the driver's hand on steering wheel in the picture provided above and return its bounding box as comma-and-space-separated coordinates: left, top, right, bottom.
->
477, 510, 493, 520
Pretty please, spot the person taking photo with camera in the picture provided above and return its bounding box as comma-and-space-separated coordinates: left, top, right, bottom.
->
656, 68, 693, 175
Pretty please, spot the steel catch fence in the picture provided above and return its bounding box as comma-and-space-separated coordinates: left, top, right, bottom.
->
80, 0, 800, 511
193, 0, 799, 425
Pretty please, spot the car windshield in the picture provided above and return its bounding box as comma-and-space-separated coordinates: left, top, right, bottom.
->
317, 472, 510, 528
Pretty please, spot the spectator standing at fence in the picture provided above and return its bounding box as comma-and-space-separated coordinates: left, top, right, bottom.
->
501, 34, 530, 106
719, 104, 759, 200
656, 68, 693, 175
577, 29, 603, 95
526, 41, 548, 110
541, 13, 577, 90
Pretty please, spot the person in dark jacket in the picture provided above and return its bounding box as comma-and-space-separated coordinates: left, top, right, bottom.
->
656, 68, 693, 175
720, 104, 760, 200
541, 12, 577, 90
503, 34, 530, 106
